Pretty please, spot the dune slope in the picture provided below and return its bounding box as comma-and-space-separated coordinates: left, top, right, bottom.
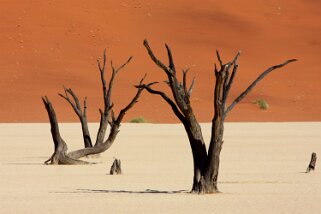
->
0, 0, 320, 122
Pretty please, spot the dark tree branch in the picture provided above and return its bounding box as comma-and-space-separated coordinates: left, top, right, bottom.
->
222, 51, 241, 107
182, 68, 195, 98
96, 51, 110, 145
115, 75, 146, 125
231, 51, 241, 66
58, 87, 81, 115
97, 49, 108, 110
216, 50, 223, 68
97, 49, 107, 73
66, 88, 81, 110
165, 44, 176, 74
98, 75, 147, 152
58, 88, 74, 111
58, 87, 93, 148
143, 40, 210, 193
111, 110, 116, 123
143, 39, 174, 77
83, 97, 87, 117
137, 82, 186, 123
183, 69, 189, 94
188, 77, 196, 97
42, 96, 61, 152
144, 39, 192, 115
225, 63, 238, 94
226, 51, 241, 89
225, 59, 297, 116
106, 66, 116, 108
115, 56, 133, 73
95, 53, 133, 146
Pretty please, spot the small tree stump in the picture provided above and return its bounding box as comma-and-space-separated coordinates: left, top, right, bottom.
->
306, 152, 317, 173
110, 158, 122, 175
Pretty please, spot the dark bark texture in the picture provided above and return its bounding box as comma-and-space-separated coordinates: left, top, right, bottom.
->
110, 158, 122, 175
306, 152, 317, 173
139, 39, 297, 193
43, 50, 145, 165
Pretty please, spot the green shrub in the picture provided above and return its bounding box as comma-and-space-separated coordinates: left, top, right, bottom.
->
129, 117, 147, 123
253, 99, 269, 110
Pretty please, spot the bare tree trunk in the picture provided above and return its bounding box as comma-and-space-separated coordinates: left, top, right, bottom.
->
42, 97, 90, 165
183, 121, 208, 193
191, 64, 227, 193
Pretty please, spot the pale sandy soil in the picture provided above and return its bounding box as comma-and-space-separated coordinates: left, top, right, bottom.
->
0, 122, 320, 213
0, 0, 321, 123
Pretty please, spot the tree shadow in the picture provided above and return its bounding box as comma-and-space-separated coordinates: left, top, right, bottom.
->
75, 188, 189, 194
4, 162, 44, 165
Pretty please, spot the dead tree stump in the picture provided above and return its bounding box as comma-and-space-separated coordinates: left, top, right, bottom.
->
306, 152, 317, 173
110, 158, 122, 175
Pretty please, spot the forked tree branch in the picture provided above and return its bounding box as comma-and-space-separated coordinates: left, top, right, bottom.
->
95, 52, 133, 146
143, 39, 174, 77
59, 87, 82, 116
144, 39, 193, 115
216, 50, 223, 68
115, 75, 146, 125
97, 49, 107, 74
102, 75, 147, 146
225, 58, 297, 116
226, 51, 241, 87
58, 86, 93, 148
222, 51, 241, 106
182, 69, 195, 98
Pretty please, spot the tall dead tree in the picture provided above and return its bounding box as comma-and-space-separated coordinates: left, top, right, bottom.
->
43, 50, 145, 165
138, 39, 297, 193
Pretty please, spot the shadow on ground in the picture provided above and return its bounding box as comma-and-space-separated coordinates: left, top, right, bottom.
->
74, 189, 189, 194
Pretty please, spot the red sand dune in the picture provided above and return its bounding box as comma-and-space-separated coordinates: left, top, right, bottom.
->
0, 0, 320, 123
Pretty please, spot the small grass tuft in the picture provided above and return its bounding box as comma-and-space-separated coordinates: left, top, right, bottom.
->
253, 99, 269, 110
129, 117, 147, 123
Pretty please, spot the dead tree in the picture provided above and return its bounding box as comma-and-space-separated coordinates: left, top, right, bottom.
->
43, 50, 145, 165
306, 152, 317, 173
138, 39, 297, 193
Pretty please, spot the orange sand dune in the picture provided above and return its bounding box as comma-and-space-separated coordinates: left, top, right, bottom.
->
0, 0, 320, 123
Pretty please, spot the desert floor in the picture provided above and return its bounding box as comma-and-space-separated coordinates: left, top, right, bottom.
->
0, 122, 320, 213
